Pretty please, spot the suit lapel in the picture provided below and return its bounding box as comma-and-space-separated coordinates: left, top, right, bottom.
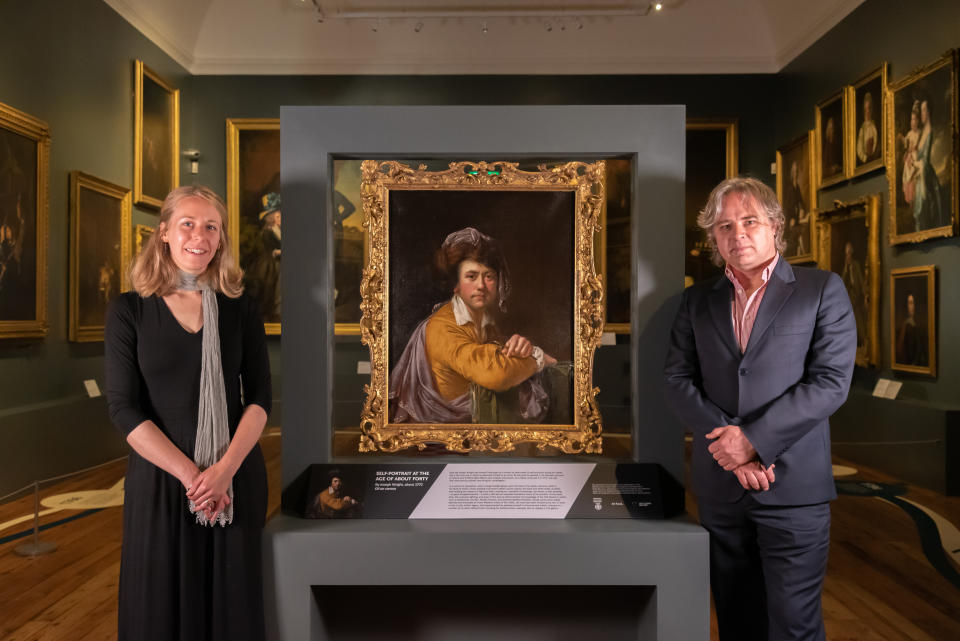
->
744, 257, 796, 355
708, 278, 741, 359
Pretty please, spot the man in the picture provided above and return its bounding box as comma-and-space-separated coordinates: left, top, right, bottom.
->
389, 227, 558, 424
309, 474, 358, 518
784, 160, 809, 256
664, 177, 857, 641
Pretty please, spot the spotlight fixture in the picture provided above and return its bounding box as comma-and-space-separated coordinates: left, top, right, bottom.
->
654, 3, 663, 10
544, 20, 553, 32
481, 20, 488, 34
414, 21, 423, 32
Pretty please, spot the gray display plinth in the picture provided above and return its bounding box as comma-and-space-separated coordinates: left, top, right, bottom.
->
264, 515, 708, 640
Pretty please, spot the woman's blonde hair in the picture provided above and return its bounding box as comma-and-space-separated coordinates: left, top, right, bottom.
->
130, 185, 244, 298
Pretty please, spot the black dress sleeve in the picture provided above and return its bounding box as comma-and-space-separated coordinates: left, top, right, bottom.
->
239, 294, 272, 415
105, 293, 150, 435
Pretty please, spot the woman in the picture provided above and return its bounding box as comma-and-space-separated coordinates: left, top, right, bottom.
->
913, 99, 944, 231
105, 185, 271, 640
900, 102, 921, 207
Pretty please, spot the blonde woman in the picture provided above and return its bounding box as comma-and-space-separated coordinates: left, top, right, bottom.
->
105, 185, 271, 640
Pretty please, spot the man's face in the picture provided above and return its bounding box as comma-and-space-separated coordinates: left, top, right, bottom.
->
907, 294, 915, 318
455, 259, 497, 313
791, 161, 799, 185
331, 477, 341, 491
826, 118, 835, 143
845, 242, 853, 262
864, 96, 873, 121
713, 193, 778, 275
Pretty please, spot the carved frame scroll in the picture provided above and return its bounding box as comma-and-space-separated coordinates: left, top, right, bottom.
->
358, 160, 605, 454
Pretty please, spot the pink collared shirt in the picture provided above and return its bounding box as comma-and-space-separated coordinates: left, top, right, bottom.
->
725, 254, 779, 353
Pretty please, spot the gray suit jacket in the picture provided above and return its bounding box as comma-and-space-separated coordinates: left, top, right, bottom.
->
664, 258, 857, 504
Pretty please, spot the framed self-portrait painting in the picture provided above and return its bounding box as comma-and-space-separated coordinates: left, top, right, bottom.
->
848, 63, 888, 177
890, 265, 936, 376
776, 130, 816, 263
0, 101, 49, 340
69, 172, 131, 342
358, 160, 605, 454
134, 60, 179, 209
816, 89, 849, 188
134, 224, 154, 257
817, 194, 880, 367
683, 118, 739, 288
886, 50, 958, 245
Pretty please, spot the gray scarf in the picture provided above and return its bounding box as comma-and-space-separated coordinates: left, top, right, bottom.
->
179, 271, 233, 526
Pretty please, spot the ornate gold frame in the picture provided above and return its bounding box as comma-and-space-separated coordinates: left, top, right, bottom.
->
847, 63, 888, 178
358, 160, 605, 454
0, 101, 49, 340
68, 171, 132, 342
134, 224, 154, 256
889, 265, 936, 377
776, 130, 817, 264
815, 88, 850, 189
134, 60, 179, 209
885, 50, 958, 245
226, 117, 282, 335
816, 194, 880, 367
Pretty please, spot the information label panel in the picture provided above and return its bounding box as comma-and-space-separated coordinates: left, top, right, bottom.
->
291, 463, 683, 519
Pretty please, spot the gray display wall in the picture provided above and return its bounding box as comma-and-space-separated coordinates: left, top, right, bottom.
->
281, 105, 685, 487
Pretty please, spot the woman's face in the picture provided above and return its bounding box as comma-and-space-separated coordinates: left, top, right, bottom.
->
921, 101, 930, 125
910, 110, 919, 130
454, 259, 497, 314
161, 196, 223, 275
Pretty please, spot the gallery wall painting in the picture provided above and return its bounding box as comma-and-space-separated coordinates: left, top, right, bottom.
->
134, 60, 179, 209
886, 50, 958, 245
69, 171, 131, 342
682, 119, 739, 288
890, 264, 936, 376
815, 89, 849, 189
226, 118, 282, 334
0, 101, 49, 340
848, 63, 888, 178
358, 160, 605, 454
776, 130, 816, 264
817, 194, 880, 368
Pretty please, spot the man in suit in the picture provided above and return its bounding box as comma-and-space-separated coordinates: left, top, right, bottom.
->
664, 177, 857, 641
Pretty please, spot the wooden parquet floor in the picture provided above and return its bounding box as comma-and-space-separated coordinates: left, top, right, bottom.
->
1, 427, 958, 641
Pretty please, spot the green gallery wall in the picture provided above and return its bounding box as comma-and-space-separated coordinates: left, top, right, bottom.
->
0, 0, 957, 495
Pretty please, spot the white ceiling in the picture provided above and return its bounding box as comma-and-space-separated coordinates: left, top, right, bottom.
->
103, 0, 865, 75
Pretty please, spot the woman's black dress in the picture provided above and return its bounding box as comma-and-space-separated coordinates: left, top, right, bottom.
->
104, 292, 271, 641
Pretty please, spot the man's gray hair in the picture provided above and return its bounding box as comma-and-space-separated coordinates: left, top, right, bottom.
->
696, 177, 786, 266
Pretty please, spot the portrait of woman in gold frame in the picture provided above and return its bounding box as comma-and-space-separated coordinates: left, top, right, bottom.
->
848, 63, 888, 178
885, 50, 958, 246
0, 101, 49, 340
134, 60, 179, 209
816, 194, 880, 367
890, 264, 936, 377
776, 130, 817, 264
68, 171, 131, 342
358, 160, 605, 454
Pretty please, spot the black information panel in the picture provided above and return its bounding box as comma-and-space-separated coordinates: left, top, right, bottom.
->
285, 463, 683, 519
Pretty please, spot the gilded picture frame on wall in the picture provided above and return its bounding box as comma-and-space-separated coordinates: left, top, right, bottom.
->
134, 61, 179, 209
682, 118, 739, 289
776, 130, 817, 264
886, 50, 958, 245
816, 194, 880, 367
226, 118, 282, 334
889, 264, 936, 377
134, 224, 154, 257
848, 63, 888, 177
358, 160, 605, 454
815, 89, 850, 189
0, 101, 49, 340
69, 171, 131, 342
